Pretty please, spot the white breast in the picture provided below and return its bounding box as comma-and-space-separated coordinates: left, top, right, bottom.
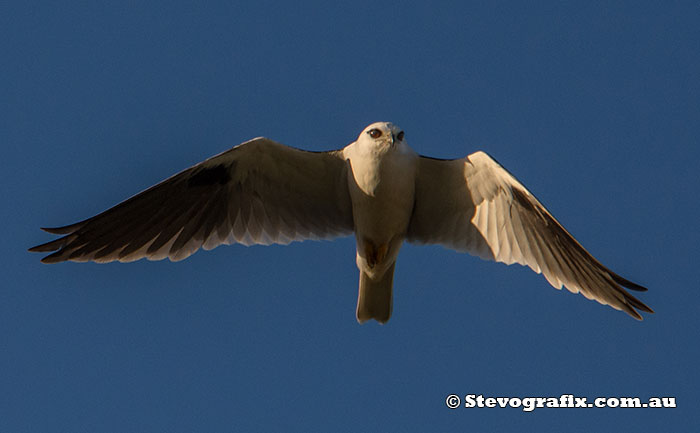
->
343, 142, 419, 244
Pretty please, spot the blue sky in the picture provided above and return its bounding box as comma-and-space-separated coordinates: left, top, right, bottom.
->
2, 1, 698, 431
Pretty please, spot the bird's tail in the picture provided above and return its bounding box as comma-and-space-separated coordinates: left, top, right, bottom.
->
356, 262, 396, 324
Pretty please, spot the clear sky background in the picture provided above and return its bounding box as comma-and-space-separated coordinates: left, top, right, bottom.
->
2, 1, 698, 431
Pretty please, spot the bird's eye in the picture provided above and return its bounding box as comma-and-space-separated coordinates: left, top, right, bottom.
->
397, 131, 404, 141
367, 129, 382, 139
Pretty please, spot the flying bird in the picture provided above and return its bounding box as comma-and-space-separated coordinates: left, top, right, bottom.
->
29, 122, 653, 323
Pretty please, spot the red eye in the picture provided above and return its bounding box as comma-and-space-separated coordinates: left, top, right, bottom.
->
397, 131, 404, 141
368, 129, 382, 138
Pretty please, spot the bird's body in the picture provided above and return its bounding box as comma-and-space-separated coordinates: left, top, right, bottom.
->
30, 122, 653, 323
343, 123, 418, 321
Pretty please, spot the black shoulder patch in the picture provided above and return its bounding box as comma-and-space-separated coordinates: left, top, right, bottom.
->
511, 187, 547, 222
188, 164, 231, 187
511, 187, 533, 211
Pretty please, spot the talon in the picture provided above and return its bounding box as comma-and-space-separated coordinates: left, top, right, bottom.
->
364, 241, 377, 268
376, 243, 388, 264
363, 239, 389, 269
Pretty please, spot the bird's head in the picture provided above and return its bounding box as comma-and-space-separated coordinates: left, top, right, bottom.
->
357, 122, 405, 151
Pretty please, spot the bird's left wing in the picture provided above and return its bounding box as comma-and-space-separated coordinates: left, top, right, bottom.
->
30, 138, 354, 263
406, 151, 653, 319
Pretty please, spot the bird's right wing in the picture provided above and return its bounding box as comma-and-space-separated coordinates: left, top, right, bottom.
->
30, 138, 354, 263
406, 152, 652, 319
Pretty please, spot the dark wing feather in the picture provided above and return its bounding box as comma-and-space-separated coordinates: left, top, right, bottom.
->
30, 138, 353, 263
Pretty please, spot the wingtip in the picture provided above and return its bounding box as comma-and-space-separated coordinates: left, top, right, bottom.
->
619, 302, 645, 321
621, 293, 654, 320
38, 251, 67, 264
612, 274, 648, 292
28, 242, 55, 253
637, 303, 655, 315
27, 247, 62, 263
41, 224, 78, 235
